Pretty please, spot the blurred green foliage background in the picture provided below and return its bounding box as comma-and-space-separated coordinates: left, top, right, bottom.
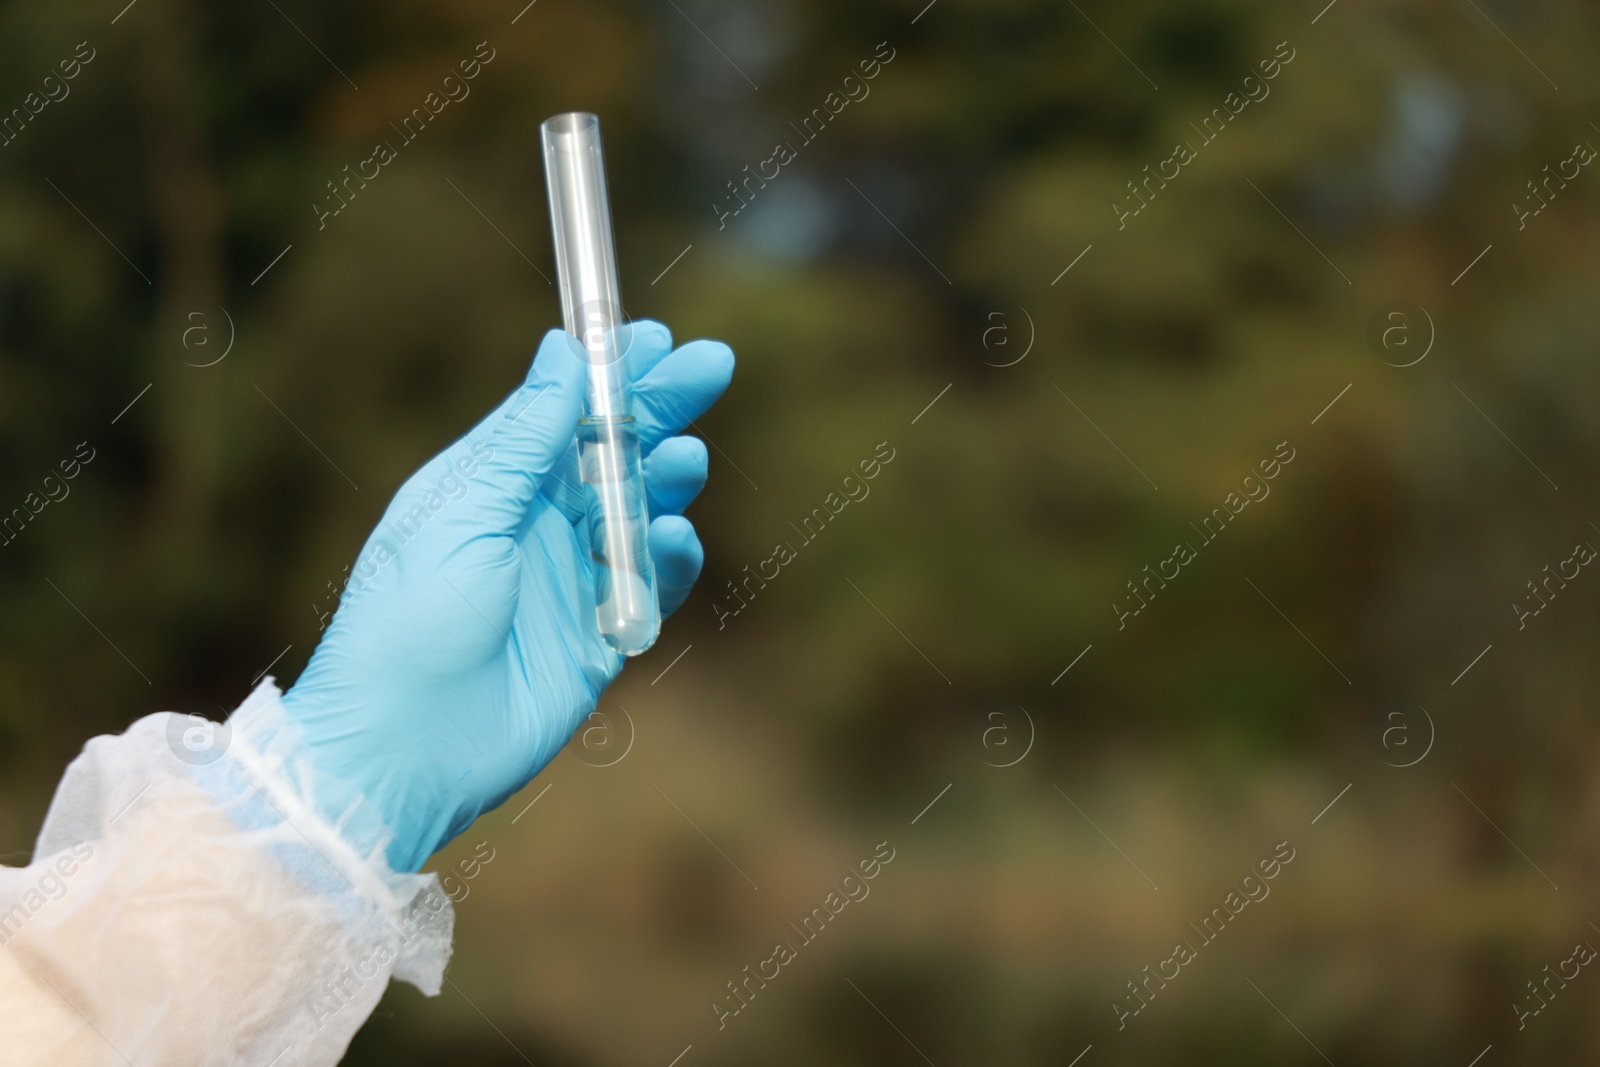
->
3, 0, 1599, 1062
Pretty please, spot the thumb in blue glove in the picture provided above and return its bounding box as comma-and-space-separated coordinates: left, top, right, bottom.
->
281, 321, 734, 872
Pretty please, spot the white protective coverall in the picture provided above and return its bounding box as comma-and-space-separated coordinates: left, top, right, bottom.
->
0, 680, 454, 1066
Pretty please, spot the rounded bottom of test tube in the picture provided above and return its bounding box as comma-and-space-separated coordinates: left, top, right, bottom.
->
597, 567, 658, 657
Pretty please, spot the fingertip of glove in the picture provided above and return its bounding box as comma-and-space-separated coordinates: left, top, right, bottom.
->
650, 515, 703, 582
628, 319, 673, 352
678, 337, 739, 399
684, 338, 736, 389
649, 434, 710, 474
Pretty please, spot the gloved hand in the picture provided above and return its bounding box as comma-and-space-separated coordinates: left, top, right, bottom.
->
281, 321, 733, 872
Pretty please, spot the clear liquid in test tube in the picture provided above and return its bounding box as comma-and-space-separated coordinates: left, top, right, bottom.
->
540, 112, 660, 656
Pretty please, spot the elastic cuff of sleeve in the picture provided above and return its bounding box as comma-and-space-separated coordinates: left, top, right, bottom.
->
194, 678, 456, 995
20, 681, 454, 1065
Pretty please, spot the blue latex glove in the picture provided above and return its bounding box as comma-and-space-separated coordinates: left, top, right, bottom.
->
281, 321, 734, 872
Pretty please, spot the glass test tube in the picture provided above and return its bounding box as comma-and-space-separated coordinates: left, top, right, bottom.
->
540, 112, 660, 656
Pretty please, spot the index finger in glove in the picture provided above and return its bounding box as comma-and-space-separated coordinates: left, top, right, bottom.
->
631, 338, 736, 456
537, 332, 734, 522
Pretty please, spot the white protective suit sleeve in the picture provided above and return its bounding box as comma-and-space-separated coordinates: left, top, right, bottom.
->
0, 679, 455, 1067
